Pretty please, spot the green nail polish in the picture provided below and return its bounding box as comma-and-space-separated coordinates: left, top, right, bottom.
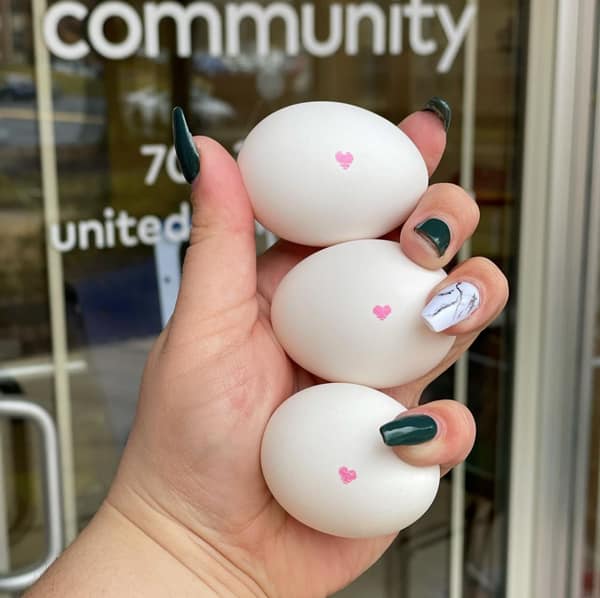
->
172, 106, 200, 183
414, 218, 451, 257
380, 415, 438, 446
423, 97, 452, 132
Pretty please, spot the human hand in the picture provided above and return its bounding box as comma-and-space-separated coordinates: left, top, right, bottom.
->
28, 103, 508, 598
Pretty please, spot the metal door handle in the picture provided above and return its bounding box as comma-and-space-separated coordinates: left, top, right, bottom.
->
0, 400, 63, 591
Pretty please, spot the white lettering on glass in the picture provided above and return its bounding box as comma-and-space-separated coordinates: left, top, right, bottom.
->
225, 2, 300, 57
164, 203, 191, 243
87, 1, 143, 60
436, 4, 477, 73
43, 1, 89, 60
388, 4, 403, 55
345, 3, 386, 56
49, 203, 192, 252
137, 215, 163, 244
78, 219, 105, 249
300, 4, 343, 57
143, 1, 222, 57
103, 207, 116, 247
43, 1, 477, 73
141, 144, 185, 185
403, 0, 437, 56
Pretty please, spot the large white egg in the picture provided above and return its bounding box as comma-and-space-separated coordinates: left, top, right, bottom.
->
271, 240, 454, 387
238, 102, 428, 246
261, 383, 440, 537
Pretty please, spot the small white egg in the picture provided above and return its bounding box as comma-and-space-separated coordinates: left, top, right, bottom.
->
238, 102, 428, 246
271, 240, 454, 387
261, 383, 440, 538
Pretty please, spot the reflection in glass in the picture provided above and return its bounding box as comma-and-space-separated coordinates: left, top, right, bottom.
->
0, 0, 524, 595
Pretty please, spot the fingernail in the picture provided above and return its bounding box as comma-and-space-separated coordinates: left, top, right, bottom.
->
172, 106, 200, 183
423, 97, 452, 132
422, 281, 480, 332
415, 218, 451, 257
380, 415, 438, 446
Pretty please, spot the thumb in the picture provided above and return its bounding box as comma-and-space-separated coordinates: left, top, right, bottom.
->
169, 108, 257, 342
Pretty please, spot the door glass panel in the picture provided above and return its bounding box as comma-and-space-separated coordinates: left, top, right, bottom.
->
0, 0, 526, 595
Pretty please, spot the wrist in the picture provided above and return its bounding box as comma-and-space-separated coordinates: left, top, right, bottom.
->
105, 482, 272, 598
27, 491, 271, 598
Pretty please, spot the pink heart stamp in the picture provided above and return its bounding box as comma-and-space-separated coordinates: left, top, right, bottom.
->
335, 151, 354, 170
373, 305, 392, 320
338, 466, 357, 485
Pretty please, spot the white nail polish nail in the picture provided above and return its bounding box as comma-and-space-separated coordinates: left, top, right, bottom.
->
421, 281, 480, 332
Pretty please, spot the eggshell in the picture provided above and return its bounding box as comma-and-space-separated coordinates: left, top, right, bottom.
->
238, 102, 428, 246
271, 240, 454, 387
261, 383, 440, 538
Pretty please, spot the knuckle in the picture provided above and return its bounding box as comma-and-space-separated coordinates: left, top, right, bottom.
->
426, 183, 480, 229
465, 197, 481, 227
466, 257, 509, 307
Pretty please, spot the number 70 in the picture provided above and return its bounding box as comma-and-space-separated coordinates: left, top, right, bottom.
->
141, 144, 186, 185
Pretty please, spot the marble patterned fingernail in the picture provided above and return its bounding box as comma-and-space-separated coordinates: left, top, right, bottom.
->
421, 281, 480, 332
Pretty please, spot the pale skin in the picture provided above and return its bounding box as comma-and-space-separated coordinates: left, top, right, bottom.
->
27, 110, 508, 597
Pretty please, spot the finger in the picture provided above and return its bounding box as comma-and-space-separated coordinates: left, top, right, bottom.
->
421, 257, 509, 336
379, 400, 475, 476
398, 98, 451, 176
384, 259, 508, 406
384, 258, 508, 405
256, 240, 315, 304
170, 109, 257, 339
399, 183, 480, 269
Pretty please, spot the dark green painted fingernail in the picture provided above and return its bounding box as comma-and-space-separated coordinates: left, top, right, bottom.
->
414, 218, 451, 256
380, 415, 438, 446
172, 106, 200, 183
423, 97, 452, 132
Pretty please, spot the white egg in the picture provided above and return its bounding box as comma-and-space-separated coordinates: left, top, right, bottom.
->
261, 383, 440, 538
271, 240, 454, 387
238, 102, 428, 246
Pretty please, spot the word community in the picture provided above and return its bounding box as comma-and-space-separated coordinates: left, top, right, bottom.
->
50, 203, 190, 252
44, 1, 476, 73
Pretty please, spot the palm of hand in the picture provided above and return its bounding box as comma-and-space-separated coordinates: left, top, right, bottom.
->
118, 239, 399, 597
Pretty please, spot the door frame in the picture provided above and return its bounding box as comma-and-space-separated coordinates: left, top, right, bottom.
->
507, 0, 599, 595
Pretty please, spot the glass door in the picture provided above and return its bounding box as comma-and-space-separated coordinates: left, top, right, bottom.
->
0, 0, 529, 595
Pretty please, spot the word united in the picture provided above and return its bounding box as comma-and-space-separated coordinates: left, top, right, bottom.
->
50, 203, 190, 252
44, 1, 476, 73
